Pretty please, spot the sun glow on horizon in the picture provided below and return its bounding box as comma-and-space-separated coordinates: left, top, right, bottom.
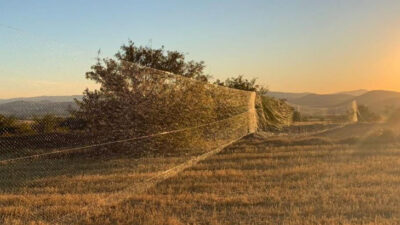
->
1, 1, 400, 98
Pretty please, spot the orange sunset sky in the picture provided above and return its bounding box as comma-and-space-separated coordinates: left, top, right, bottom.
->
1, 0, 400, 98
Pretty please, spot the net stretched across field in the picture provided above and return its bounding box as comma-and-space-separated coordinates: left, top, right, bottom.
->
0, 66, 257, 224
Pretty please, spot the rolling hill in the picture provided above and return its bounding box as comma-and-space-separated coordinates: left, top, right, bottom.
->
0, 95, 82, 118
351, 90, 400, 113
1, 90, 399, 118
288, 93, 355, 108
268, 90, 400, 115
266, 92, 311, 101
0, 95, 82, 105
337, 89, 368, 96
0, 100, 78, 118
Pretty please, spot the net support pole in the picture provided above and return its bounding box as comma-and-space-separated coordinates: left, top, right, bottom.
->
248, 92, 258, 133
351, 100, 358, 123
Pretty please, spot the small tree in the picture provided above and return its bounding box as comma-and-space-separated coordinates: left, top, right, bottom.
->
357, 105, 381, 122
0, 115, 32, 136
292, 110, 302, 122
0, 115, 18, 136
59, 116, 87, 131
32, 115, 64, 134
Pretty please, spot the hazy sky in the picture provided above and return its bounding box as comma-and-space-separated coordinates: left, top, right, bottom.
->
1, 0, 400, 98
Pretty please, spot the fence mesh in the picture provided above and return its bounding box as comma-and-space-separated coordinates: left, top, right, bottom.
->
0, 66, 257, 224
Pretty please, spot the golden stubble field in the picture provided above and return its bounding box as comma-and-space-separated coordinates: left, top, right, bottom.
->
1, 127, 400, 224
82, 134, 400, 225
0, 153, 193, 225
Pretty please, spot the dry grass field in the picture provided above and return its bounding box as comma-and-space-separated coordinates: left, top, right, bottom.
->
0, 153, 194, 225
1, 125, 400, 224
78, 133, 400, 225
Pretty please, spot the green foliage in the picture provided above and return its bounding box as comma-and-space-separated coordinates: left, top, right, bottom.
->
75, 40, 293, 139
214, 75, 268, 94
1, 114, 74, 136
59, 116, 87, 131
31, 115, 66, 134
113, 40, 210, 82
0, 114, 32, 136
0, 115, 16, 135
75, 41, 251, 138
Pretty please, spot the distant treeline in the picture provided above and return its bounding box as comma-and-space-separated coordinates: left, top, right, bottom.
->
0, 101, 77, 119
0, 114, 85, 137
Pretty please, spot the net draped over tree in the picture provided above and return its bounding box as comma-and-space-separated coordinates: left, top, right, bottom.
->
74, 42, 253, 144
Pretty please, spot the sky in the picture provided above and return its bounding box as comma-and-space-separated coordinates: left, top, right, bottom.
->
1, 0, 400, 98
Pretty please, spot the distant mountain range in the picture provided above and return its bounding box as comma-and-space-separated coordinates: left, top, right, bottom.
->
267, 89, 368, 102
0, 101, 78, 118
0, 95, 82, 105
0, 96, 82, 118
1, 90, 399, 118
289, 93, 355, 108
267, 90, 400, 115
337, 89, 369, 96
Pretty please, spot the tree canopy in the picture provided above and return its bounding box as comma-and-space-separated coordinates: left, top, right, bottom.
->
74, 41, 283, 136
113, 40, 210, 82
214, 75, 267, 94
74, 41, 250, 135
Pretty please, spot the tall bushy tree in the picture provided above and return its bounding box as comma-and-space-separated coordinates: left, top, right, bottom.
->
74, 41, 292, 138
74, 41, 220, 136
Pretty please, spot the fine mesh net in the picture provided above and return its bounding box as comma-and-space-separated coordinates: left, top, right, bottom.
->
0, 66, 257, 224
289, 100, 359, 123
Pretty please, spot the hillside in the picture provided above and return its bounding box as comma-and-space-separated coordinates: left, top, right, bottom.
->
0, 100, 77, 118
289, 93, 355, 108
268, 90, 400, 116
266, 91, 310, 101
352, 90, 400, 113
0, 95, 82, 117
1, 90, 399, 118
266, 90, 367, 102
0, 95, 82, 104
337, 89, 368, 96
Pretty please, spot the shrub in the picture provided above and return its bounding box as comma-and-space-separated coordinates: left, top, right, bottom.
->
59, 116, 87, 131
0, 115, 33, 136
292, 110, 302, 122
31, 115, 66, 134
357, 105, 381, 122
